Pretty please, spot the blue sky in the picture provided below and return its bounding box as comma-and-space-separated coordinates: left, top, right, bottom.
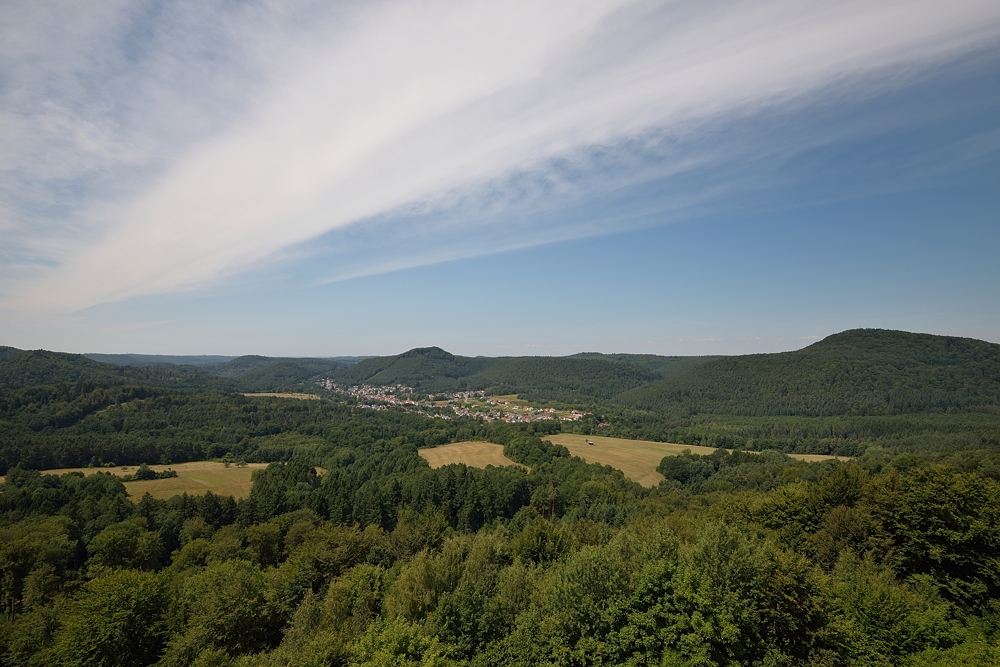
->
2, 1, 999, 356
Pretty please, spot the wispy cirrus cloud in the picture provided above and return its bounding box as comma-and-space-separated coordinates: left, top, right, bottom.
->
3, 0, 1000, 314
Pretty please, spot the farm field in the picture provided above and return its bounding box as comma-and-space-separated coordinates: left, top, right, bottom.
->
546, 433, 846, 487
0, 461, 267, 500
419, 441, 525, 470
243, 392, 320, 399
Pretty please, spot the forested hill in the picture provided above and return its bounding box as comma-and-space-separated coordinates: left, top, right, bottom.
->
568, 352, 718, 377
331, 347, 667, 402
0, 349, 361, 392
5, 329, 999, 412
0, 349, 233, 390
619, 329, 1000, 416
84, 353, 237, 366
85, 352, 369, 374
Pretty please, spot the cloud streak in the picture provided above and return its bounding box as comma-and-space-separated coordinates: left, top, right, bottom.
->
3, 0, 1000, 313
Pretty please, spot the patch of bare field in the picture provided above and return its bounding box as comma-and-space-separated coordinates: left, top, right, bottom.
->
785, 453, 851, 462
546, 433, 846, 488
0, 462, 268, 500
419, 442, 526, 470
243, 392, 320, 400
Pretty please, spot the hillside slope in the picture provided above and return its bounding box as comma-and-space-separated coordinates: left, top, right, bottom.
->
84, 353, 237, 366
569, 353, 718, 377
0, 349, 233, 390
7, 329, 999, 415
619, 329, 1000, 416
331, 347, 661, 402
1, 350, 364, 392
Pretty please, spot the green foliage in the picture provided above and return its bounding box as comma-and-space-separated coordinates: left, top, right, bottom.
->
867, 466, 1000, 608
88, 520, 163, 571
161, 560, 282, 664
668, 524, 827, 666
829, 553, 958, 662
352, 616, 459, 667
0, 516, 75, 609
49, 569, 167, 667
568, 352, 718, 376
510, 518, 573, 564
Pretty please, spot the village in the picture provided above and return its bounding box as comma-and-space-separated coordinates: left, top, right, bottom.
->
317, 379, 590, 423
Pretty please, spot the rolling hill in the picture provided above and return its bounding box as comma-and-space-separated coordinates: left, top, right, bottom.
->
84, 353, 237, 366
0, 349, 233, 390
330, 347, 665, 402
0, 349, 364, 392
317, 331, 1000, 412
569, 352, 719, 378
618, 329, 1000, 416
4, 329, 999, 416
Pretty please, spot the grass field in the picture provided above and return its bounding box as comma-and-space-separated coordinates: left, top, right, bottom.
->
0, 462, 268, 500
419, 442, 525, 470
546, 433, 846, 487
243, 392, 320, 400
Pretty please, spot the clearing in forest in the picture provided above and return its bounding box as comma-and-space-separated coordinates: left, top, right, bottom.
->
0, 461, 268, 500
243, 392, 320, 399
546, 433, 846, 488
419, 441, 525, 470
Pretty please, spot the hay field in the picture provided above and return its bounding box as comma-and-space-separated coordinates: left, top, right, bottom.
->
783, 453, 851, 463
419, 442, 525, 470
546, 433, 845, 487
0, 462, 267, 500
243, 392, 320, 400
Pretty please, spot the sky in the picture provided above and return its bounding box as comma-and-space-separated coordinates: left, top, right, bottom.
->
2, 0, 999, 357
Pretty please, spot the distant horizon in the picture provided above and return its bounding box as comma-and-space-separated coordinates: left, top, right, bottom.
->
3, 326, 995, 360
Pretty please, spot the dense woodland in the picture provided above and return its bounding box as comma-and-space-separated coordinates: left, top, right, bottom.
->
0, 348, 359, 394
619, 330, 1000, 417
2, 330, 1000, 665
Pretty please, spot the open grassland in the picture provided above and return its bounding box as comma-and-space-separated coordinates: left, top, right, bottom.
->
545, 434, 712, 486
546, 433, 846, 487
419, 442, 526, 470
786, 453, 851, 462
243, 392, 320, 399
0, 462, 267, 500
123, 462, 268, 499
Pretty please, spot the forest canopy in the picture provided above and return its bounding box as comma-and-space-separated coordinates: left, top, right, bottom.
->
2, 329, 1000, 665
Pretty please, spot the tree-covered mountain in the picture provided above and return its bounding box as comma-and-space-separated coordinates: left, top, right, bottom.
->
568, 352, 718, 377
205, 355, 362, 381
329, 330, 1000, 415
332, 347, 494, 389
84, 353, 237, 367
16, 329, 1000, 414
330, 347, 662, 402
220, 360, 334, 391
0, 349, 233, 391
0, 349, 365, 393
619, 329, 1000, 416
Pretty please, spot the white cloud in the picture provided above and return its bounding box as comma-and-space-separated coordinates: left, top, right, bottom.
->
3, 0, 1000, 313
